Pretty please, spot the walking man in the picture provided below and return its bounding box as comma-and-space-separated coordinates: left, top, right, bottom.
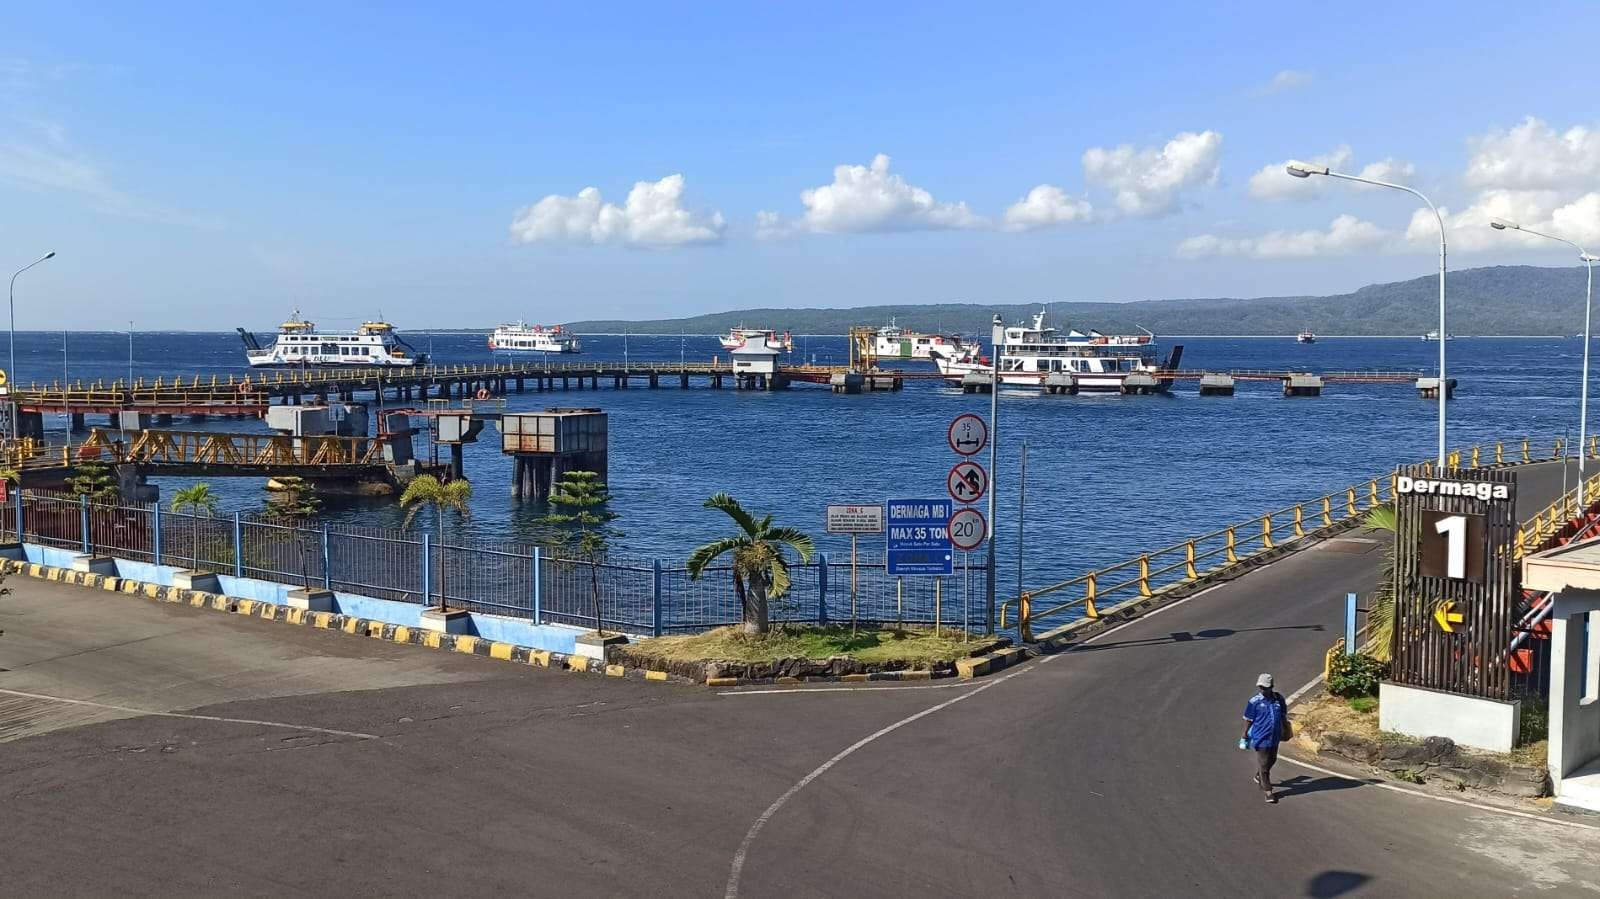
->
1242, 673, 1288, 803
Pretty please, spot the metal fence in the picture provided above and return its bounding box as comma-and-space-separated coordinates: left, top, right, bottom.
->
12, 488, 985, 635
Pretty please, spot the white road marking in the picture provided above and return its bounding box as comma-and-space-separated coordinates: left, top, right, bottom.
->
0, 687, 382, 741
721, 654, 1062, 898
1285, 673, 1323, 706
1275, 753, 1600, 832
719, 681, 979, 696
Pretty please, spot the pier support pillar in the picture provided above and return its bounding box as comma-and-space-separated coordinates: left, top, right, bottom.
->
614, 375, 625, 389
118, 411, 149, 430
1043, 372, 1078, 395
516, 377, 525, 392
830, 372, 863, 394
961, 372, 994, 394
68, 413, 85, 432
680, 373, 689, 389
1283, 374, 1324, 397
649, 373, 659, 388
16, 411, 44, 441
1121, 373, 1163, 396
450, 443, 464, 480
712, 374, 723, 389
1416, 377, 1457, 400
1198, 373, 1236, 397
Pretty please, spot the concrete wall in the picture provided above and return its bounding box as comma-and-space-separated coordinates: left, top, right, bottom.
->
1379, 682, 1522, 753
17, 541, 596, 657
1552, 608, 1600, 791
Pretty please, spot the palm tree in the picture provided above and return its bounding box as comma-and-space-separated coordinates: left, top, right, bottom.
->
687, 493, 815, 636
400, 475, 472, 611
1362, 505, 1397, 661
170, 483, 218, 570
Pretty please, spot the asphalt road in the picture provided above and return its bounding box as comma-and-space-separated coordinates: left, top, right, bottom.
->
2, 461, 1598, 897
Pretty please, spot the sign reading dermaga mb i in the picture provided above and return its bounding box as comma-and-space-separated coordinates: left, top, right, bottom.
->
886, 498, 955, 576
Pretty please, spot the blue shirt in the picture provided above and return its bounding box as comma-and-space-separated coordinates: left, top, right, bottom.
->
1243, 692, 1285, 749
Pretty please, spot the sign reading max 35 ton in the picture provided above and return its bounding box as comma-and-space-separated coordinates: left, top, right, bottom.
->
1390, 467, 1520, 699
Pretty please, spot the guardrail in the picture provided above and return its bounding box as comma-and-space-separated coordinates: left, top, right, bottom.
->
1004, 436, 1574, 642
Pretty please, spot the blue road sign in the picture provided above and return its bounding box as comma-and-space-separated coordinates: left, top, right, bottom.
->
886, 498, 955, 576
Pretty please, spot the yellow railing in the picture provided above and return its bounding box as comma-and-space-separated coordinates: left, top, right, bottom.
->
70, 429, 386, 468
1004, 436, 1573, 642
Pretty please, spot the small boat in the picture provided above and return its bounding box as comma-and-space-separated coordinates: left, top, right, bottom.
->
873, 319, 970, 360
238, 311, 425, 367
489, 322, 581, 354
1422, 330, 1454, 341
929, 309, 1180, 392
1297, 330, 1316, 344
719, 327, 793, 353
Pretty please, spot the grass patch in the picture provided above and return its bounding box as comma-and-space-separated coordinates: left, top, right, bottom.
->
634, 625, 982, 666
1348, 696, 1378, 714
1299, 692, 1382, 741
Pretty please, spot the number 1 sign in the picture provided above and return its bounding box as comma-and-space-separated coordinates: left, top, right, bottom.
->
1419, 510, 1486, 582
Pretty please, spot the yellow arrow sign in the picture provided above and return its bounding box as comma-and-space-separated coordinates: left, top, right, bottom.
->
1433, 601, 1465, 632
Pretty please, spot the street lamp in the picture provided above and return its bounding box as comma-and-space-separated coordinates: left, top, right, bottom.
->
1489, 218, 1596, 503
9, 251, 55, 387
1286, 162, 1448, 468
985, 313, 1002, 633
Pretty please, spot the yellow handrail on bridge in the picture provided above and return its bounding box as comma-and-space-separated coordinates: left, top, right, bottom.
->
1001, 437, 1566, 640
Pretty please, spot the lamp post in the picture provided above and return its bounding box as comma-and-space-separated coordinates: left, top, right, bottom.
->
9, 251, 55, 387
984, 313, 1002, 633
1287, 162, 1447, 468
1489, 218, 1596, 503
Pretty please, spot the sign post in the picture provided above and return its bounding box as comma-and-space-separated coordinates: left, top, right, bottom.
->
827, 504, 884, 635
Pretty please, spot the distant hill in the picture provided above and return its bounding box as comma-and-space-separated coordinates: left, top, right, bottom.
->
563, 265, 1589, 336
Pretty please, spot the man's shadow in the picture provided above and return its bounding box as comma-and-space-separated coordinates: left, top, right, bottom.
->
1272, 774, 1365, 800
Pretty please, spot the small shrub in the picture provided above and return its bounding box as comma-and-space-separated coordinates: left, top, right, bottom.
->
1519, 695, 1549, 745
1327, 652, 1388, 698
1347, 695, 1378, 714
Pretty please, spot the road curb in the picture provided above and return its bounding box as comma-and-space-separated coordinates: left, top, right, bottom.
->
4, 560, 620, 678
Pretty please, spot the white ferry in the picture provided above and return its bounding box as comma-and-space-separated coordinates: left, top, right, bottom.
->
488, 322, 581, 354
928, 309, 1177, 391
873, 319, 970, 360
1297, 330, 1316, 344
1422, 329, 1454, 341
238, 312, 425, 368
719, 327, 793, 353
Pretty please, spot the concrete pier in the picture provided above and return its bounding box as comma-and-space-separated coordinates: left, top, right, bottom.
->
1283, 374, 1324, 397
961, 372, 995, 394
830, 372, 864, 394
1043, 372, 1077, 395
1121, 372, 1162, 395
1198, 373, 1236, 397
1416, 377, 1458, 400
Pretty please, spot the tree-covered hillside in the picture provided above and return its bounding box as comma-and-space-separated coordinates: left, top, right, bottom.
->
562, 265, 1588, 336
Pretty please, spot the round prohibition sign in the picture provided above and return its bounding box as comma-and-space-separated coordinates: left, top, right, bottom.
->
948, 413, 988, 456
947, 506, 987, 552
947, 460, 988, 504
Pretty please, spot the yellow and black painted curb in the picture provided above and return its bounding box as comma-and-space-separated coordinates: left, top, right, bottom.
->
1, 560, 698, 682
6, 560, 1026, 687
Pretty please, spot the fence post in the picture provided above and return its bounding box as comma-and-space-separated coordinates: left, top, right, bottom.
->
421, 532, 432, 608
14, 485, 24, 543
153, 504, 162, 566
1345, 592, 1358, 655
321, 524, 332, 590
232, 512, 243, 577
532, 546, 542, 625
79, 494, 90, 554
817, 553, 829, 624
651, 559, 663, 638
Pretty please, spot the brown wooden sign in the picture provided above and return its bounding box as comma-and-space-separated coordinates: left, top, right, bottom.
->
1390, 466, 1518, 700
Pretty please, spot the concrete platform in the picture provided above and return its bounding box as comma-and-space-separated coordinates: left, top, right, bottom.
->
1556, 758, 1600, 812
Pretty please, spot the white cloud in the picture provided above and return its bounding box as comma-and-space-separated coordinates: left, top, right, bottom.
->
1082, 131, 1222, 217
1001, 184, 1094, 232
1465, 118, 1600, 191
760, 153, 985, 236
1355, 157, 1417, 186
1177, 214, 1392, 259
1248, 146, 1353, 201
509, 174, 724, 247
1254, 69, 1313, 97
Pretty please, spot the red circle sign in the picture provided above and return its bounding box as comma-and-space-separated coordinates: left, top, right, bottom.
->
947, 461, 987, 504
947, 507, 987, 551
948, 413, 988, 456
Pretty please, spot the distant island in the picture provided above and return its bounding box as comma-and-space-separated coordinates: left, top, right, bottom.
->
556, 265, 1587, 337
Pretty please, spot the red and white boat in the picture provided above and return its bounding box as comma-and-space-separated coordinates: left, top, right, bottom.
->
719, 327, 793, 353
929, 309, 1178, 392
489, 322, 581, 354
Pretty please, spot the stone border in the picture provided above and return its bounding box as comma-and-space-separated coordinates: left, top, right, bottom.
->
612, 635, 1019, 686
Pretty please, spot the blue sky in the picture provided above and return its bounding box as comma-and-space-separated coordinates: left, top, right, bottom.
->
3, 1, 1599, 329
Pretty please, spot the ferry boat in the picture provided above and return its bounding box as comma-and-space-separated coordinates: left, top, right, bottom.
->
1422, 329, 1454, 341
488, 322, 581, 354
719, 327, 793, 353
238, 312, 425, 367
1297, 330, 1316, 344
928, 309, 1178, 391
873, 319, 970, 360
